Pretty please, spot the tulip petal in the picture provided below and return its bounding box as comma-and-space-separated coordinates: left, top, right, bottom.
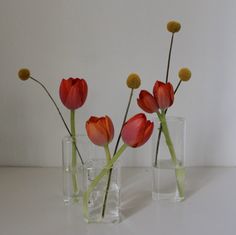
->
137, 90, 158, 113
86, 118, 108, 146
153, 80, 174, 110
86, 115, 114, 146
121, 113, 146, 147
65, 84, 83, 109
138, 120, 154, 146
153, 80, 165, 98
59, 79, 71, 107
59, 78, 88, 110
166, 82, 174, 106
80, 79, 88, 104
156, 86, 170, 109
104, 116, 114, 143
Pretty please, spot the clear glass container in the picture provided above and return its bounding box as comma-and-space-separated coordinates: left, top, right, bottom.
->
152, 116, 186, 202
62, 134, 92, 204
82, 159, 120, 223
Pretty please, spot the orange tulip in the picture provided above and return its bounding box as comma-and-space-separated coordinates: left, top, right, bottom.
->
86, 115, 114, 146
59, 78, 88, 110
121, 113, 153, 148
153, 81, 174, 110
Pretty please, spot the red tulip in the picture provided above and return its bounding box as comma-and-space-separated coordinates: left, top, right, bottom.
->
59, 78, 88, 110
153, 81, 174, 110
137, 90, 159, 113
121, 113, 154, 148
86, 115, 114, 146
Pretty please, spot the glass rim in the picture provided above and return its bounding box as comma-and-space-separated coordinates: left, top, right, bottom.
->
152, 115, 185, 123
84, 159, 120, 170
62, 133, 88, 142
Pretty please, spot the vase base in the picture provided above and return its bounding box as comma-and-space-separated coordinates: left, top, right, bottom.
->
84, 215, 120, 224
152, 192, 184, 202
63, 196, 80, 205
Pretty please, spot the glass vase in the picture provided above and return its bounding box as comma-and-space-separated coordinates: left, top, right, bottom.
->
62, 134, 91, 204
82, 159, 120, 223
152, 116, 186, 202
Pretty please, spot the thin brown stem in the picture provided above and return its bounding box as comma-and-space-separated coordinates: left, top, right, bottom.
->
30, 76, 84, 164
174, 80, 182, 94
165, 33, 174, 83
101, 88, 134, 218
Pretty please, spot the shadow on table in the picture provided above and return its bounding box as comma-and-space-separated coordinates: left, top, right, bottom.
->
119, 166, 228, 218
185, 166, 227, 199
120, 168, 152, 220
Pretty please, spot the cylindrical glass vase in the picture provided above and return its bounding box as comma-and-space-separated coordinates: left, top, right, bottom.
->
62, 134, 91, 204
152, 116, 186, 202
82, 159, 120, 223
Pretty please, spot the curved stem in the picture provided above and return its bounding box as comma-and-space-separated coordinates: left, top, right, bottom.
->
83, 144, 127, 220
29, 76, 84, 164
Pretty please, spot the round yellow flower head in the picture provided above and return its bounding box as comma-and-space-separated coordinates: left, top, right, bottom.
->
178, 68, 191, 81
167, 21, 181, 33
18, 68, 30, 81
126, 73, 141, 89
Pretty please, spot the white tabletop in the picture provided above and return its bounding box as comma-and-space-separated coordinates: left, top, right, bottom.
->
0, 167, 235, 235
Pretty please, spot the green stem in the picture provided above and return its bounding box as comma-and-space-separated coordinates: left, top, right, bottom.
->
83, 144, 127, 220
70, 110, 78, 197
157, 112, 184, 198
154, 81, 183, 166
157, 112, 177, 165
104, 144, 111, 163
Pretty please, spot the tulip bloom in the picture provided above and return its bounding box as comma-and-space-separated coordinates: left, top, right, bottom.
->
153, 81, 174, 110
86, 115, 114, 146
137, 90, 159, 113
121, 113, 153, 148
59, 78, 88, 110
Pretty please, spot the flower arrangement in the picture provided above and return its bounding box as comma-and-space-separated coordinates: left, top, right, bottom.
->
83, 73, 153, 222
17, 19, 191, 222
84, 113, 153, 222
18, 68, 153, 222
137, 20, 191, 199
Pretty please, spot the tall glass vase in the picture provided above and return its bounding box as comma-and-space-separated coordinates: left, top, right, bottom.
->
62, 134, 90, 204
82, 159, 120, 223
152, 116, 186, 202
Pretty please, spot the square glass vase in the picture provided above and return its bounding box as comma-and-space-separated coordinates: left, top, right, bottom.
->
82, 159, 120, 223
62, 134, 91, 204
152, 116, 186, 202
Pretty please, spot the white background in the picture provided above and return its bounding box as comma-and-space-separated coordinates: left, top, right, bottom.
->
1, 0, 236, 167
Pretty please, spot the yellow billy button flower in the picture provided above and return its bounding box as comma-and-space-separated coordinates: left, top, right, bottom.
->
18, 68, 30, 81
126, 73, 141, 89
178, 68, 192, 81
167, 21, 181, 33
